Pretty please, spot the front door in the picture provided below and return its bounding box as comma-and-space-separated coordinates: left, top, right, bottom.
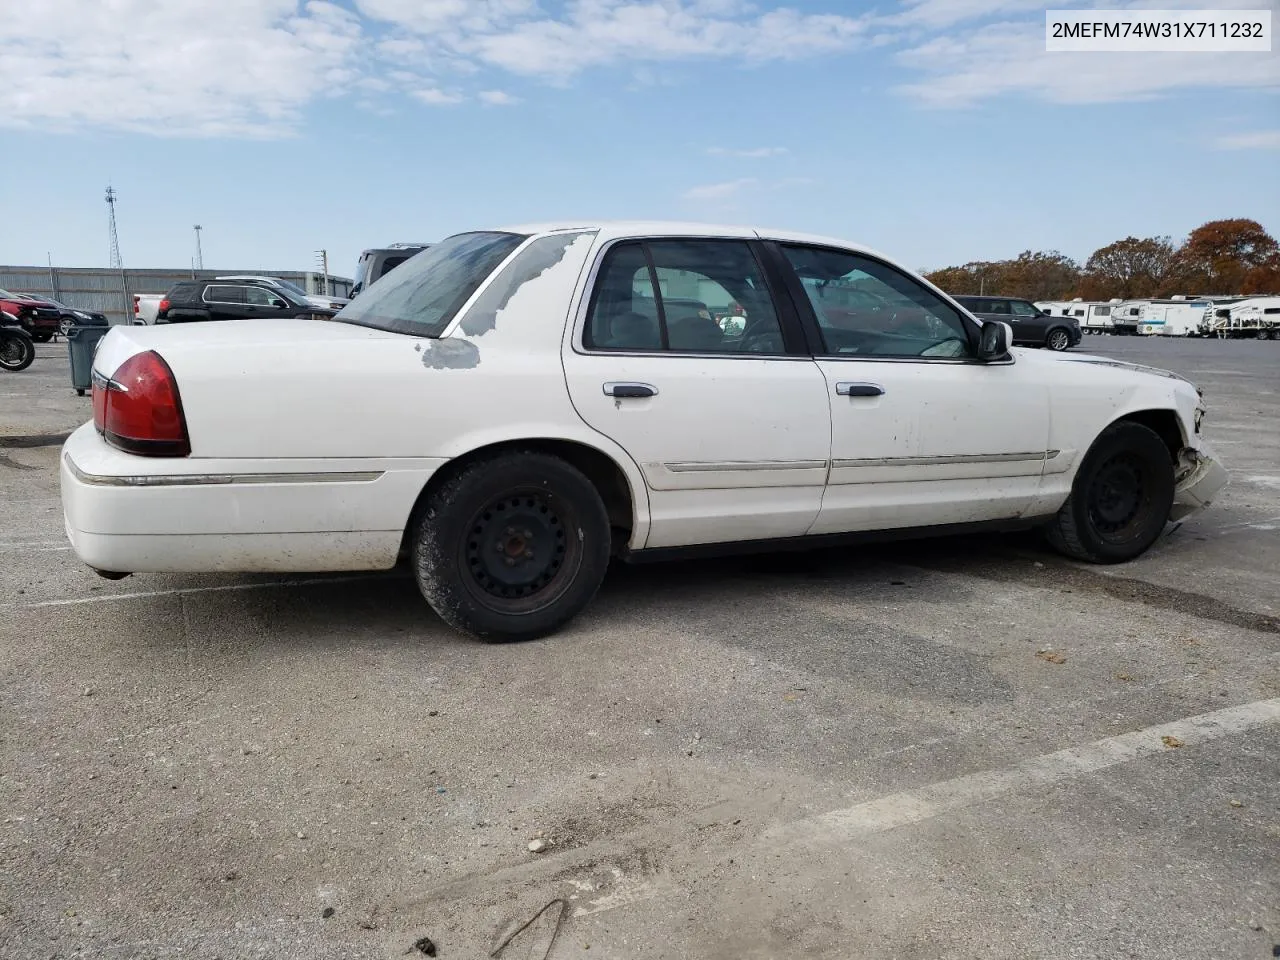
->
1010, 298, 1051, 342
767, 243, 1051, 535
562, 237, 831, 549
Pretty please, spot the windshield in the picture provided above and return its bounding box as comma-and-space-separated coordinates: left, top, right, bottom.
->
334, 232, 527, 336
272, 278, 311, 298
0, 288, 16, 299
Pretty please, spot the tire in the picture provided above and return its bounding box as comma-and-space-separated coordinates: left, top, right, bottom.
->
1045, 421, 1175, 564
412, 452, 611, 642
1258, 329, 1272, 341
0, 332, 35, 371
1045, 327, 1072, 351
76, 388, 86, 397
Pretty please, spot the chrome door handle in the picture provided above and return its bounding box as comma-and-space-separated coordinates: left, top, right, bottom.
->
835, 382, 884, 398
603, 382, 657, 399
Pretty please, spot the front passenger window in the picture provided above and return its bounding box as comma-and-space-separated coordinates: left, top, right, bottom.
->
780, 245, 973, 359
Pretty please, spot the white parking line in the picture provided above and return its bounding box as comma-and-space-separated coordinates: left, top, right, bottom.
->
13, 572, 413, 608
773, 697, 1280, 844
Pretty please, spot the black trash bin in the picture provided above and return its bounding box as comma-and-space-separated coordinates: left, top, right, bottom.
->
66, 316, 111, 396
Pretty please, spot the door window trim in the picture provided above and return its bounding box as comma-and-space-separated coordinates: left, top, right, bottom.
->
202, 285, 248, 306
572, 235, 811, 360
761, 240, 1010, 366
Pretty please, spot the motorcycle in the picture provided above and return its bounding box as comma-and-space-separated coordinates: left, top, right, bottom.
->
0, 308, 36, 372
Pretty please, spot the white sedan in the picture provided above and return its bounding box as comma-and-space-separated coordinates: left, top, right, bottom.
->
61, 221, 1227, 640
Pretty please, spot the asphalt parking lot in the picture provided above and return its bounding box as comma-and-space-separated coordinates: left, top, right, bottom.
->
1, 336, 1277, 960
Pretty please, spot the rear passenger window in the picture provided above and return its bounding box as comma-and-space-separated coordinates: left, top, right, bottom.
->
205, 285, 244, 303
585, 239, 785, 354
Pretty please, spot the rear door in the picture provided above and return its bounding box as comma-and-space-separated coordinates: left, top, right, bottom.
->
201, 284, 249, 321
562, 236, 831, 549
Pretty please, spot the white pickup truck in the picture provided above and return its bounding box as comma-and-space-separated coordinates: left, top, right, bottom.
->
133, 294, 163, 324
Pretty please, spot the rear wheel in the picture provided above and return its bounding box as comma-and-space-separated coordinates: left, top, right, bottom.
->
412, 452, 611, 642
1258, 328, 1273, 341
0, 332, 35, 371
1045, 422, 1175, 563
1046, 327, 1071, 351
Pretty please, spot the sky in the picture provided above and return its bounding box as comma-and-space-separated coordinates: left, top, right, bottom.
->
0, 0, 1277, 280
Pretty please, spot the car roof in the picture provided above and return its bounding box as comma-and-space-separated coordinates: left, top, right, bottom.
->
487, 220, 887, 258
955, 294, 1027, 301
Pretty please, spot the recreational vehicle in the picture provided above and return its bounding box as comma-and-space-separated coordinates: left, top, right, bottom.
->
1203, 296, 1280, 339
1035, 299, 1120, 334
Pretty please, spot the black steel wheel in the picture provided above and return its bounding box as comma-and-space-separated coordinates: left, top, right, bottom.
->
413, 451, 611, 641
1046, 328, 1071, 351
460, 488, 579, 614
1045, 421, 1175, 563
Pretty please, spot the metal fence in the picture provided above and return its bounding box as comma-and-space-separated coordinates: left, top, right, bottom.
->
0, 265, 353, 326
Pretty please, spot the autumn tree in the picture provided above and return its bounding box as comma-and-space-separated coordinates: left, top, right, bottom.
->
1171, 218, 1280, 294
1079, 236, 1177, 300
998, 250, 1081, 301
924, 253, 1078, 300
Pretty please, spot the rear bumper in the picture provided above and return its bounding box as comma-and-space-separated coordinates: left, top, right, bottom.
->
1171, 441, 1228, 522
60, 423, 444, 573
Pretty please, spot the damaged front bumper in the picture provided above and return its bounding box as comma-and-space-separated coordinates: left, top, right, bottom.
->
1171, 441, 1228, 522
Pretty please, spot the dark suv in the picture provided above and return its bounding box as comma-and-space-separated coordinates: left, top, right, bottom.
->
953, 296, 1081, 351
156, 279, 335, 324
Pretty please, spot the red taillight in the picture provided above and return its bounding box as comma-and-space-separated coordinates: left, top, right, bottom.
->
92, 351, 190, 456
132, 294, 140, 315
158, 298, 171, 314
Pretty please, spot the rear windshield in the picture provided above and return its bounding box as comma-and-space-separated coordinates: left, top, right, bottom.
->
335, 232, 527, 337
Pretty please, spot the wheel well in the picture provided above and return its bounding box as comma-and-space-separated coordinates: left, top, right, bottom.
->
1116, 409, 1183, 462
399, 439, 637, 559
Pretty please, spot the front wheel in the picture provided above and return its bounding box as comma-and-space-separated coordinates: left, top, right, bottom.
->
1046, 328, 1072, 351
1045, 421, 1175, 563
412, 452, 611, 642
0, 332, 35, 371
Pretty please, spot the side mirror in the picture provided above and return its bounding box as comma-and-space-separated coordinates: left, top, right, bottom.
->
269, 297, 288, 309
978, 320, 1011, 361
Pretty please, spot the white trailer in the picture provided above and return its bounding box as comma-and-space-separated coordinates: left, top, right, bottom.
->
1203, 296, 1280, 339
1134, 297, 1214, 336
1036, 299, 1121, 334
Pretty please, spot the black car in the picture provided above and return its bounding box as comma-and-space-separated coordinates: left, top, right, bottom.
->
18, 295, 110, 336
156, 279, 335, 324
953, 296, 1081, 351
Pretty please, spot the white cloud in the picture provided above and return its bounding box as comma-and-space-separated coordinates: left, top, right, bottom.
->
683, 178, 759, 201
1215, 130, 1280, 150
895, 18, 1280, 106
413, 88, 466, 105
0, 0, 363, 137
3, 0, 1275, 138
455, 4, 871, 79
707, 146, 788, 158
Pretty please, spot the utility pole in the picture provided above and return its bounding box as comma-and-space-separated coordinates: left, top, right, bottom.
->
106, 185, 129, 325
193, 225, 204, 272
106, 186, 123, 269
315, 249, 329, 297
